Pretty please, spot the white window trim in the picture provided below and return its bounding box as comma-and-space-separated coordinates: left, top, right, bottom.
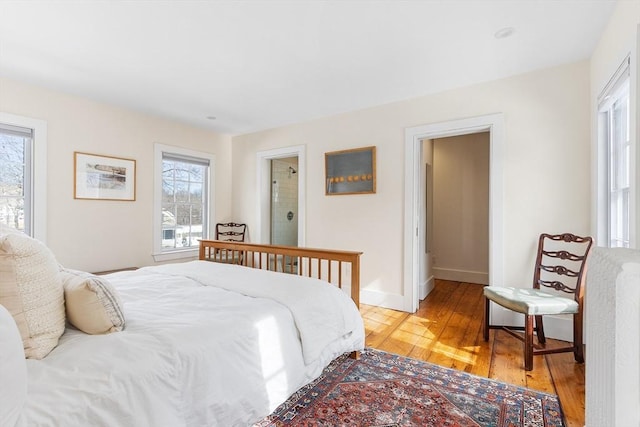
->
152, 143, 215, 262
596, 56, 634, 248
0, 112, 47, 243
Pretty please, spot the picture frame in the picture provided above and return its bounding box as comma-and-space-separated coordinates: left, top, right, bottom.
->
325, 146, 376, 195
74, 152, 136, 201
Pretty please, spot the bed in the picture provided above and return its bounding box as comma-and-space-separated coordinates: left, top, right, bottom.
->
1, 232, 364, 427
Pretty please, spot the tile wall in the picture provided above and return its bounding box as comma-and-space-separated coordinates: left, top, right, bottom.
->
271, 158, 298, 247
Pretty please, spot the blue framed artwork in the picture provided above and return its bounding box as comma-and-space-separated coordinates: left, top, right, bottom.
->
325, 146, 376, 195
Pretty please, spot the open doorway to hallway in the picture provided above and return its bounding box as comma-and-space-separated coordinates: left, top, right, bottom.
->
428, 132, 489, 286
403, 113, 504, 313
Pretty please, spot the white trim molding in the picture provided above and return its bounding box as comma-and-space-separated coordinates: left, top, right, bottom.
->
432, 268, 488, 285
419, 275, 435, 300
0, 112, 47, 243
152, 143, 215, 262
404, 113, 505, 312
256, 145, 306, 246
360, 288, 406, 311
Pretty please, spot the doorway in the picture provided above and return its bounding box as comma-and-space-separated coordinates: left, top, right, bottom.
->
270, 157, 299, 246
256, 145, 306, 246
430, 133, 489, 285
403, 114, 505, 313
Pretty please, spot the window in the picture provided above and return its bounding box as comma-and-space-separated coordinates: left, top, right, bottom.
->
598, 57, 631, 248
153, 144, 214, 261
0, 124, 32, 234
0, 113, 47, 241
161, 154, 207, 249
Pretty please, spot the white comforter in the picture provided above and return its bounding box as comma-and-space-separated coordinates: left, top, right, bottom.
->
21, 261, 364, 427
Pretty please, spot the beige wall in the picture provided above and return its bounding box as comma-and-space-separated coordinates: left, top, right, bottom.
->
432, 133, 489, 285
0, 60, 592, 304
0, 76, 232, 272
232, 60, 591, 308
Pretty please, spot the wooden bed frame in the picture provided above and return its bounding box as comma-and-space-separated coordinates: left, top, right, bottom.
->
199, 240, 362, 308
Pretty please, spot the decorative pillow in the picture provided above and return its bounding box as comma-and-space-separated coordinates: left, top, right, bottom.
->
0, 303, 27, 426
0, 227, 65, 359
60, 269, 125, 334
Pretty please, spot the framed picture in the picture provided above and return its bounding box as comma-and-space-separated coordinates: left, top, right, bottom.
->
74, 152, 136, 201
325, 146, 376, 195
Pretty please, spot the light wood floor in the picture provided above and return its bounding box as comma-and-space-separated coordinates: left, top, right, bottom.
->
360, 279, 585, 427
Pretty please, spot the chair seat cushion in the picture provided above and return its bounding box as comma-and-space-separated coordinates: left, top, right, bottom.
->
483, 286, 579, 315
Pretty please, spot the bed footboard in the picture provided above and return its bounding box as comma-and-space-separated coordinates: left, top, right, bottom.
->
199, 240, 362, 308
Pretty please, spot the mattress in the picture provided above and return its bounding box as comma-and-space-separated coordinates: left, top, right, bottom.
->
20, 261, 364, 427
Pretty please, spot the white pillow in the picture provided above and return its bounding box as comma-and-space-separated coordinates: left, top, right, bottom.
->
0, 228, 65, 359
0, 303, 27, 427
60, 269, 125, 334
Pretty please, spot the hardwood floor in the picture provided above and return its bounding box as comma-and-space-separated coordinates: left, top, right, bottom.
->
360, 279, 585, 427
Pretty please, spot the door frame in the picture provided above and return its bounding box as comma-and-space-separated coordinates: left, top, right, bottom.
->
403, 114, 505, 312
256, 145, 306, 246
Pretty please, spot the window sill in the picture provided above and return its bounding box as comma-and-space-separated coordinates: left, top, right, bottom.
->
152, 248, 199, 263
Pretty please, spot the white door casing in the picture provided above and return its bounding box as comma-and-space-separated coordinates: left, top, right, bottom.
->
256, 145, 306, 246
403, 114, 505, 312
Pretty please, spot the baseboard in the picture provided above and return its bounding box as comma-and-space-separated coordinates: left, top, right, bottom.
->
361, 282, 434, 312
360, 288, 405, 311
433, 267, 488, 285
419, 275, 435, 300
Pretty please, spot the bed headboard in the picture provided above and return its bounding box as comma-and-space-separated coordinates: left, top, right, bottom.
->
199, 240, 362, 308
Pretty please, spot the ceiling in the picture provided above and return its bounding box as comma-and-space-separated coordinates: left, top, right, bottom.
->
0, 1, 616, 136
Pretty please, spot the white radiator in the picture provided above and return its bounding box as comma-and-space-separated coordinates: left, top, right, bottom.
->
586, 247, 640, 427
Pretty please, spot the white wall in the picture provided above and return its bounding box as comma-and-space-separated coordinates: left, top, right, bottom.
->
231, 60, 591, 309
590, 1, 640, 248
588, 3, 640, 426
0, 76, 232, 272
432, 133, 489, 285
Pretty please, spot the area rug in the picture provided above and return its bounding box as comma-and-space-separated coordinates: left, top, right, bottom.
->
254, 348, 565, 427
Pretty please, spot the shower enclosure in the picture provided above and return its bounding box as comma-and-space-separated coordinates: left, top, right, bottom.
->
270, 157, 299, 248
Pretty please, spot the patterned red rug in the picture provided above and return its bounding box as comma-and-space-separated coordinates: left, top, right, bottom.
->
255, 348, 565, 427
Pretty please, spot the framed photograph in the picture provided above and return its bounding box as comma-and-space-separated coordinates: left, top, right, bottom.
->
325, 146, 376, 195
74, 152, 136, 201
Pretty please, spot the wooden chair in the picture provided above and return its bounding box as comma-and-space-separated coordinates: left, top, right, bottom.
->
215, 222, 247, 242
483, 233, 593, 370
213, 222, 247, 263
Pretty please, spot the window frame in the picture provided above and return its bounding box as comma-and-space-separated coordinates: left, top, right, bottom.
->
0, 112, 47, 242
597, 56, 633, 248
153, 143, 215, 262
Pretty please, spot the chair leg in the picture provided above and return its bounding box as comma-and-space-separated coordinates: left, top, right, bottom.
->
535, 315, 546, 345
483, 296, 490, 341
573, 311, 585, 363
524, 315, 534, 371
